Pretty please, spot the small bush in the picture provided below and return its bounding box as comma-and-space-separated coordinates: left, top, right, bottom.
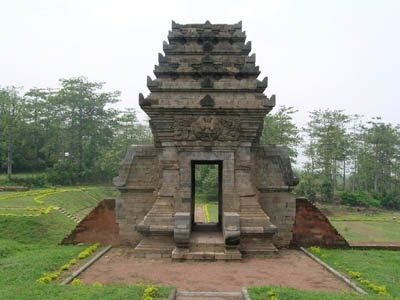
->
71, 278, 84, 286
293, 172, 318, 201
143, 285, 158, 300
340, 191, 380, 208
267, 289, 280, 300
92, 282, 103, 287
0, 173, 49, 187
373, 192, 400, 210
60, 263, 70, 271
77, 243, 100, 259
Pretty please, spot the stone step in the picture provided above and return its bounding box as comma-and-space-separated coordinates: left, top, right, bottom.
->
152, 203, 174, 209
240, 248, 279, 258
171, 248, 242, 261
134, 236, 175, 258
188, 232, 225, 252
136, 223, 174, 233
240, 235, 278, 257
143, 216, 174, 223
190, 243, 225, 253
176, 291, 243, 300
146, 207, 174, 213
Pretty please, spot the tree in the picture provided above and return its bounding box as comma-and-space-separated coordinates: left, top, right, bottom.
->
195, 164, 218, 201
96, 109, 152, 177
261, 106, 302, 162
357, 119, 400, 193
48, 77, 120, 182
0, 86, 25, 178
303, 109, 351, 201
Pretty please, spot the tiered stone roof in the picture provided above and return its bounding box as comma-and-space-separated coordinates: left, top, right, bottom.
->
139, 21, 276, 145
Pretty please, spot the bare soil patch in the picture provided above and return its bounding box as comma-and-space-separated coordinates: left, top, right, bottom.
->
79, 248, 351, 293
195, 205, 206, 223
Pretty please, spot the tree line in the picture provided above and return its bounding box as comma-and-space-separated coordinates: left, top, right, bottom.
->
262, 106, 400, 209
0, 77, 151, 185
2, 77, 400, 209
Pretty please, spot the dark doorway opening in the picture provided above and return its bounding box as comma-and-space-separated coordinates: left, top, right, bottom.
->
191, 161, 222, 231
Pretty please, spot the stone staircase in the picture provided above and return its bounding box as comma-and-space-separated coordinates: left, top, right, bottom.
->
239, 195, 278, 257
172, 232, 242, 261
133, 235, 175, 258
134, 195, 176, 259
175, 291, 244, 300
136, 196, 175, 232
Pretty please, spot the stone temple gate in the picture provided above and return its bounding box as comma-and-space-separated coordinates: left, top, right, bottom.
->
113, 21, 298, 259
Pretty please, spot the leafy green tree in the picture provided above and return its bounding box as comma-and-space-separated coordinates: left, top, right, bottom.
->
357, 119, 400, 193
22, 88, 59, 172
303, 109, 351, 201
96, 109, 152, 177
0, 86, 25, 178
195, 164, 218, 201
49, 77, 120, 183
261, 106, 302, 162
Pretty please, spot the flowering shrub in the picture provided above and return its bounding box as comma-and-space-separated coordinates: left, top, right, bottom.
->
267, 289, 280, 300
348, 270, 390, 297
309, 246, 321, 255
36, 271, 61, 284
36, 243, 101, 284
60, 264, 70, 271
143, 285, 158, 300
92, 282, 103, 287
78, 243, 100, 259
71, 278, 84, 286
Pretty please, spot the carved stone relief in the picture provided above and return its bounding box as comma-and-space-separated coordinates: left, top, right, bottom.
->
127, 157, 159, 188
174, 116, 240, 141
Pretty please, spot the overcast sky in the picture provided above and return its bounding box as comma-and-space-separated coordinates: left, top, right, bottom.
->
1, 0, 399, 126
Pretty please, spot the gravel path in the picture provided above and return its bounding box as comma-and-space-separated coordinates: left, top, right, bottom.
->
79, 248, 351, 293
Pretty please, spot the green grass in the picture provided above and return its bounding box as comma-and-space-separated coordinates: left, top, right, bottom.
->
321, 204, 400, 243
249, 286, 364, 300
331, 220, 400, 243
316, 248, 400, 297
0, 186, 117, 219
321, 203, 400, 219
0, 187, 172, 299
205, 204, 218, 223
0, 213, 76, 245
195, 192, 208, 204
249, 249, 400, 300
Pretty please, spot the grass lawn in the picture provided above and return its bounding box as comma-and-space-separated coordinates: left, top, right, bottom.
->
316, 248, 400, 297
0, 186, 118, 219
205, 203, 218, 223
249, 286, 363, 300
331, 220, 400, 243
0, 187, 172, 300
249, 248, 399, 300
320, 204, 400, 243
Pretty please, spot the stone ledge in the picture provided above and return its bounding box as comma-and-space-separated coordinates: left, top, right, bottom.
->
171, 248, 242, 261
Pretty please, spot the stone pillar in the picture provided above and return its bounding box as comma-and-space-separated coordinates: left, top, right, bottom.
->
136, 146, 178, 233
236, 146, 274, 231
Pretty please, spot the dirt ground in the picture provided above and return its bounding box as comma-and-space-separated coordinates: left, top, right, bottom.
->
195, 205, 206, 223
79, 248, 351, 293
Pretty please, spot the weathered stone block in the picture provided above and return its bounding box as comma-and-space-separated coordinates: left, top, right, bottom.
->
113, 22, 299, 258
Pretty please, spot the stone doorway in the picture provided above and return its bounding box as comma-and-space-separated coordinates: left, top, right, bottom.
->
191, 161, 222, 231
114, 22, 299, 259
